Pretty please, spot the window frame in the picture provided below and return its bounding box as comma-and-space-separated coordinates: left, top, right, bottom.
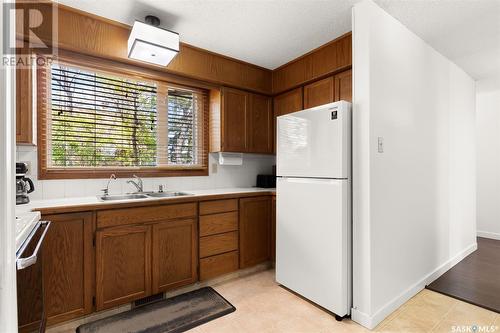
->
37, 53, 209, 179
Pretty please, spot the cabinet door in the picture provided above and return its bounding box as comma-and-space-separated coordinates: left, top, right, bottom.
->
273, 87, 303, 117
152, 219, 198, 293
16, 66, 33, 144
222, 87, 248, 152
273, 87, 303, 153
42, 212, 93, 325
96, 225, 151, 310
248, 93, 273, 154
303, 76, 335, 109
334, 69, 352, 102
239, 196, 271, 268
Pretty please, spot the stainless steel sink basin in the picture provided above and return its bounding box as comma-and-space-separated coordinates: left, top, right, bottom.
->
98, 194, 149, 201
146, 191, 191, 198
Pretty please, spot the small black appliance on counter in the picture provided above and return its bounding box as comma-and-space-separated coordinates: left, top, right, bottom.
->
256, 174, 276, 188
16, 162, 35, 205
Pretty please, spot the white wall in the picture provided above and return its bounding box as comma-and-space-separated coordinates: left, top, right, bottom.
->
352, 0, 476, 329
17, 145, 275, 200
476, 80, 500, 240
0, 2, 19, 330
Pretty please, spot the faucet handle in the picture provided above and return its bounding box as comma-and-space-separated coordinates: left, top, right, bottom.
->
101, 188, 109, 196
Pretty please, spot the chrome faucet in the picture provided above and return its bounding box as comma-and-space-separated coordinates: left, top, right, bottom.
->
127, 175, 143, 193
101, 174, 116, 196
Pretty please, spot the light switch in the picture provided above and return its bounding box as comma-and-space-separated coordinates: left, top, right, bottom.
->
378, 137, 384, 153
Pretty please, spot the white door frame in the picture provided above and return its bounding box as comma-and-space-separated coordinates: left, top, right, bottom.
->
0, 0, 19, 331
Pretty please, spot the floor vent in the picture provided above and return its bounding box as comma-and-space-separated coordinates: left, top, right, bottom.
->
133, 293, 164, 308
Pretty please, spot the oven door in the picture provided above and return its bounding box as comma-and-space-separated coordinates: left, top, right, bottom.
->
16, 221, 51, 333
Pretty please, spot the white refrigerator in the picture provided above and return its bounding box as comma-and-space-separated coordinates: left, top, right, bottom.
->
276, 101, 352, 319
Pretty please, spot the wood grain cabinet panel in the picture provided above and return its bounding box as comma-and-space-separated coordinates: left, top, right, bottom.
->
221, 87, 248, 152
199, 212, 238, 237
152, 219, 198, 293
200, 231, 239, 258
97, 203, 197, 228
334, 69, 352, 102
16, 66, 33, 144
303, 76, 335, 109
248, 93, 273, 153
199, 199, 238, 215
199, 251, 239, 281
96, 225, 152, 310
42, 212, 93, 326
210, 88, 273, 154
273, 87, 303, 153
239, 196, 271, 268
273, 87, 303, 118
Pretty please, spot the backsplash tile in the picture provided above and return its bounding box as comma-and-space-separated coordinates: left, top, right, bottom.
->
17, 147, 276, 200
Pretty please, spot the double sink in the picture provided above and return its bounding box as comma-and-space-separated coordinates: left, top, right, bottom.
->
99, 191, 191, 201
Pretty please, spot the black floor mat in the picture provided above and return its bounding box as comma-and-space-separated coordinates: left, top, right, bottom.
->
76, 287, 236, 333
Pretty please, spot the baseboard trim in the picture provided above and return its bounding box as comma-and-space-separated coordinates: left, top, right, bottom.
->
351, 242, 477, 330
477, 230, 500, 240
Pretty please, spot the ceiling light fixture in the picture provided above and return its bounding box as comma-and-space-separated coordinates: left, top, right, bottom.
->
128, 15, 179, 66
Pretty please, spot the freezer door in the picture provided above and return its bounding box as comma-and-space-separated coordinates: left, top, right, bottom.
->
276, 177, 351, 316
277, 101, 351, 179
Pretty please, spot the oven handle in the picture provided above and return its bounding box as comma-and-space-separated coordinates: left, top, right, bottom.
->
16, 221, 51, 270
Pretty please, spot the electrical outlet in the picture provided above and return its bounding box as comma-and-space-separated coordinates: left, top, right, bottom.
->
377, 137, 384, 153
211, 163, 218, 174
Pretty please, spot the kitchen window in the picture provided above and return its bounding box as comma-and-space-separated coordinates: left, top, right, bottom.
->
37, 58, 209, 179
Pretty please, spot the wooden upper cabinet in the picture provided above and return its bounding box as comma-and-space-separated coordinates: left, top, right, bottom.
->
239, 196, 271, 268
210, 87, 273, 154
16, 66, 33, 145
273, 87, 303, 153
273, 87, 303, 117
96, 225, 152, 310
303, 76, 335, 109
152, 219, 198, 294
221, 87, 248, 152
42, 212, 93, 326
334, 69, 352, 102
248, 93, 272, 154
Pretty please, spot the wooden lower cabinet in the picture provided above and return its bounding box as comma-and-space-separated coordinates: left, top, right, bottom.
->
96, 225, 152, 310
152, 219, 198, 293
239, 196, 271, 268
42, 212, 93, 325
200, 251, 239, 281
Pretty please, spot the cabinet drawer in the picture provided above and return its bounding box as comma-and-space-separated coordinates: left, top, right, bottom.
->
199, 251, 239, 281
199, 199, 238, 215
199, 212, 238, 237
97, 203, 197, 228
199, 231, 238, 258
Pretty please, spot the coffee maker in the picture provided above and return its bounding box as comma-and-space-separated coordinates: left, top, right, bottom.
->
16, 162, 35, 205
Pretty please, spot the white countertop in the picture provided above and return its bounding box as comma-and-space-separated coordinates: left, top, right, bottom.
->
16, 187, 275, 213
15, 211, 41, 254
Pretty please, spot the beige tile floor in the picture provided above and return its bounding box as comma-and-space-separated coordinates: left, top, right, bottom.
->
192, 269, 500, 333
48, 269, 500, 333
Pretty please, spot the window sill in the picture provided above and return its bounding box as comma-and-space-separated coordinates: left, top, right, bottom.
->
38, 167, 209, 180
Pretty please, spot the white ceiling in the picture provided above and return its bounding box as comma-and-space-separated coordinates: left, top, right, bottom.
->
57, 0, 500, 81
375, 0, 500, 82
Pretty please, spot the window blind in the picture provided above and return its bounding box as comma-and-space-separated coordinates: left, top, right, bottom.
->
41, 61, 208, 172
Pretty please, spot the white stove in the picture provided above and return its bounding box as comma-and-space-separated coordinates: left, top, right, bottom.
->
15, 211, 41, 254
